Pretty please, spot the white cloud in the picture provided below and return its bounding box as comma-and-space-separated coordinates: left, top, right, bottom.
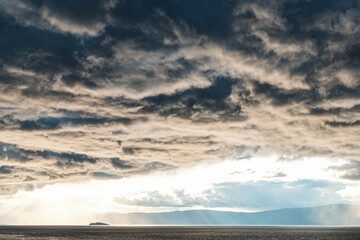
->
0, 155, 352, 224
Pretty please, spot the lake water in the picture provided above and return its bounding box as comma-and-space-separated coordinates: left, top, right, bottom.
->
0, 226, 359, 239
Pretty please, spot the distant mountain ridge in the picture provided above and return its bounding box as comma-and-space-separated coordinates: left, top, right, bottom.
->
100, 204, 360, 225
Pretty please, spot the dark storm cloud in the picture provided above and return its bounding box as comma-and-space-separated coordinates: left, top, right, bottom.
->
36, 169, 87, 180
25, 0, 107, 26
0, 0, 109, 36
140, 78, 245, 122
104, 97, 143, 109
0, 112, 141, 131
0, 139, 134, 166
0, 0, 356, 107
38, 151, 98, 164
309, 105, 360, 116
0, 142, 33, 162
0, 0, 359, 189
110, 0, 234, 40
253, 80, 359, 108
0, 141, 98, 164
253, 81, 320, 106
61, 74, 98, 89
326, 82, 360, 100
325, 120, 360, 127
0, 17, 81, 72
18, 116, 135, 130
22, 89, 77, 101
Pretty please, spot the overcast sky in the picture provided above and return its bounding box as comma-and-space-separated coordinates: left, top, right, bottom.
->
0, 0, 359, 224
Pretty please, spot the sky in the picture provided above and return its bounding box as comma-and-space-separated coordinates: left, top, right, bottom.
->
0, 0, 359, 225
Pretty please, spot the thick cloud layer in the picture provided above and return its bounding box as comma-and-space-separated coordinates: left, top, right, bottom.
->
0, 0, 359, 196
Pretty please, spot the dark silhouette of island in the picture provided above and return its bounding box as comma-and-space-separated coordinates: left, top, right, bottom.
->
98, 204, 360, 225
89, 222, 109, 226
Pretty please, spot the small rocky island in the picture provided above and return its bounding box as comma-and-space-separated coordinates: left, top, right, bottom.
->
89, 222, 109, 226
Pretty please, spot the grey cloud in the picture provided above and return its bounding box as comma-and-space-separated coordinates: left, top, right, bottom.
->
129, 135, 217, 146
0, 0, 109, 36
0, 0, 359, 188
61, 74, 98, 89
18, 116, 136, 130
325, 120, 360, 127
309, 105, 360, 116
144, 161, 176, 171
122, 147, 169, 155
91, 171, 122, 179
24, 175, 36, 181
0, 141, 99, 165
112, 130, 128, 135
330, 160, 360, 180
140, 78, 245, 122
0, 139, 180, 193
0, 142, 32, 162
326, 82, 360, 100
36, 169, 88, 180
0, 114, 142, 131
0, 165, 15, 174
277, 156, 304, 162
252, 81, 320, 106
110, 158, 133, 169
0, 183, 37, 195
126, 161, 177, 176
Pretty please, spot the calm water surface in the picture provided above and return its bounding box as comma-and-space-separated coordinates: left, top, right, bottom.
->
0, 226, 359, 240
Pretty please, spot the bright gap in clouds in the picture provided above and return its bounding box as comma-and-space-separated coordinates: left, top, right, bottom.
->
0, 156, 356, 225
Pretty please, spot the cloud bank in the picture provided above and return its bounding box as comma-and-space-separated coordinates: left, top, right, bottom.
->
0, 0, 359, 216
